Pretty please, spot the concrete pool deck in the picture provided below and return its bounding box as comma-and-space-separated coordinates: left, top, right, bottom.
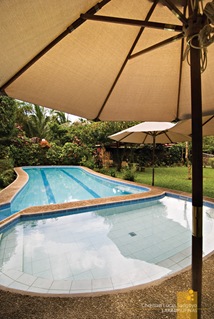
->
1, 252, 214, 319
0, 166, 214, 301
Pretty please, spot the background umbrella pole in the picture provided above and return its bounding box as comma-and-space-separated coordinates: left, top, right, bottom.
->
152, 134, 155, 186
190, 26, 203, 319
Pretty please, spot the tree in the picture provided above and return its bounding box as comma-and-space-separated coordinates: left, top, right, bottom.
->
0, 95, 17, 160
24, 104, 50, 139
0, 96, 17, 188
15, 101, 33, 131
203, 136, 214, 154
0, 96, 17, 141
50, 110, 70, 125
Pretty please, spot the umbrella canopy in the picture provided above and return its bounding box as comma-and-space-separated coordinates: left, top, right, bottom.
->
170, 114, 214, 136
0, 0, 214, 122
109, 121, 192, 144
109, 121, 191, 185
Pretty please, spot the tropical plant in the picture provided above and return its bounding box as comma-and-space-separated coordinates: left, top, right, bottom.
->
17, 104, 50, 139
203, 136, 214, 154
46, 143, 63, 165
60, 142, 88, 165
0, 96, 17, 142
50, 110, 70, 124
15, 101, 33, 131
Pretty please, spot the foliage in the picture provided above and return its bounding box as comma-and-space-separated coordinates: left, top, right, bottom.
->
162, 144, 185, 166
203, 136, 214, 154
1, 97, 214, 190
88, 121, 139, 146
15, 101, 33, 132
46, 143, 63, 165
0, 97, 17, 188
9, 136, 48, 166
25, 104, 51, 138
62, 121, 139, 148
0, 157, 13, 172
60, 142, 88, 165
0, 169, 16, 188
96, 167, 110, 175
110, 169, 116, 177
80, 157, 96, 169
46, 121, 70, 145
210, 158, 214, 168
49, 110, 70, 125
0, 157, 15, 188
0, 145, 10, 159
113, 143, 185, 171
0, 96, 17, 140
122, 168, 135, 181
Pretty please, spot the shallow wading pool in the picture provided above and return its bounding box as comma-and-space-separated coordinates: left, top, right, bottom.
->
0, 194, 214, 294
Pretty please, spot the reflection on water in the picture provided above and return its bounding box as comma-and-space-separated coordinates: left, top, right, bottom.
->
96, 198, 191, 264
0, 197, 214, 282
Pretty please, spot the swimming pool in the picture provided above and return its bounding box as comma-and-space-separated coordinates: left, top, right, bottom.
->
0, 194, 214, 294
1, 166, 148, 219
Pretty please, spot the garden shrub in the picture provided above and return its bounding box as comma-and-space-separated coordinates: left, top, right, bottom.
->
46, 143, 63, 165
110, 169, 116, 177
0, 157, 16, 189
210, 158, 214, 168
0, 169, 16, 188
9, 137, 48, 166
60, 142, 86, 165
0, 157, 14, 173
123, 168, 135, 182
80, 157, 96, 169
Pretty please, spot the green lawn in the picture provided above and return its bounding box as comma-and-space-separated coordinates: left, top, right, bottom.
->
116, 166, 214, 199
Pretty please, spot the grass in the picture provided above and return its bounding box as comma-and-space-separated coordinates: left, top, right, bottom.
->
115, 166, 214, 199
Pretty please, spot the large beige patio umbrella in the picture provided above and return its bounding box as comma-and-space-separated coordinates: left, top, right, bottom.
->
170, 114, 214, 136
1, 0, 214, 315
109, 121, 191, 186
1, 1, 214, 122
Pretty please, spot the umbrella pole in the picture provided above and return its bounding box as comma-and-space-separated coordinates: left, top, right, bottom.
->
190, 23, 203, 319
152, 134, 155, 186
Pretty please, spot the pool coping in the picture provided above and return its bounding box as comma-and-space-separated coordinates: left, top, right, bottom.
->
0, 166, 214, 297
0, 166, 164, 229
2, 249, 214, 299
1, 166, 214, 230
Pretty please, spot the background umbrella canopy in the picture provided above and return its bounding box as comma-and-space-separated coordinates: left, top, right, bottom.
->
109, 121, 192, 144
1, 0, 214, 122
109, 121, 191, 186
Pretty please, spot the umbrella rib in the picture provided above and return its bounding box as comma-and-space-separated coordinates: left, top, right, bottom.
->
0, 0, 111, 92
188, 115, 214, 137
117, 132, 133, 142
176, 36, 185, 120
142, 134, 149, 144
202, 115, 214, 127
163, 131, 173, 143
81, 14, 183, 32
94, 0, 159, 120
163, 0, 188, 25
176, 4, 188, 121
129, 33, 184, 59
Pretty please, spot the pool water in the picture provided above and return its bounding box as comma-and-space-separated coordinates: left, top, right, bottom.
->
10, 166, 148, 215
0, 196, 214, 294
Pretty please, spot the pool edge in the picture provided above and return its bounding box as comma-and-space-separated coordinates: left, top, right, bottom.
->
1, 249, 214, 298
1, 166, 214, 230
